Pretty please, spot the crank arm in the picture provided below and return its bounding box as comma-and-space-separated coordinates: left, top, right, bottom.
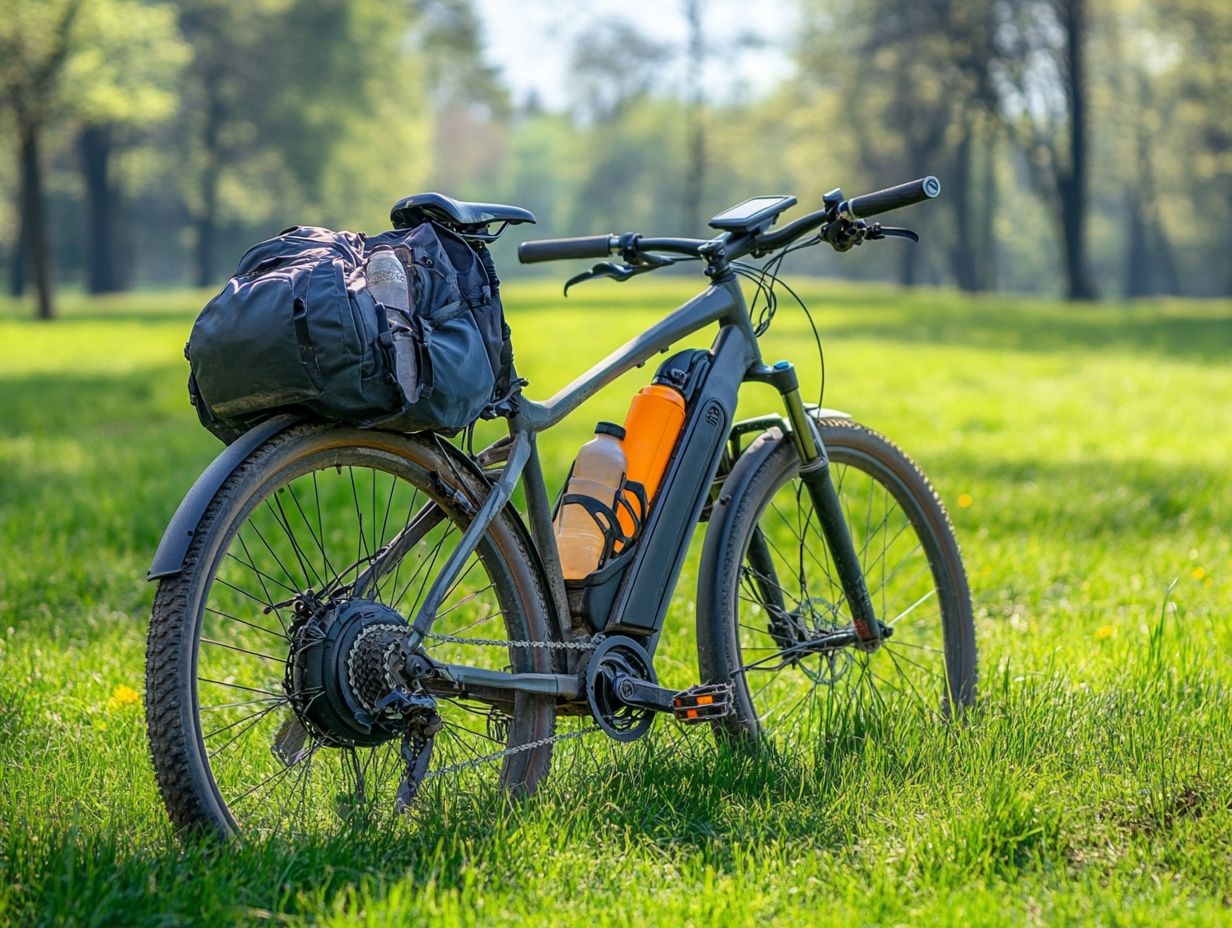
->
610, 675, 736, 723
610, 674, 676, 713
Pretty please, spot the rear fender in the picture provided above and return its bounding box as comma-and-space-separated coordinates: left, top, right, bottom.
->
148, 415, 301, 580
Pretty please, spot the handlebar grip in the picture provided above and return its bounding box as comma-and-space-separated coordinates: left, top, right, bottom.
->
517, 234, 615, 264
844, 176, 941, 220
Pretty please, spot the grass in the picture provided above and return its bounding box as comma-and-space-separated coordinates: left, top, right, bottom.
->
1, 279, 1230, 926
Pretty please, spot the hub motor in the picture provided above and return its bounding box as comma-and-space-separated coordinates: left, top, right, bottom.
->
287, 599, 409, 746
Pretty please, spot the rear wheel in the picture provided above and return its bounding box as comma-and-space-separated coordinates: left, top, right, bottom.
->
698, 418, 976, 744
145, 423, 556, 836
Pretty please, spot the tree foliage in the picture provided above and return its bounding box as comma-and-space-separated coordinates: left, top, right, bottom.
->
0, 0, 1229, 305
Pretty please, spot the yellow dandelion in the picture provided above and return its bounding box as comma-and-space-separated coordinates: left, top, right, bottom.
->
1095, 625, 1115, 639
107, 684, 140, 710
1191, 566, 1206, 581
957, 493, 973, 509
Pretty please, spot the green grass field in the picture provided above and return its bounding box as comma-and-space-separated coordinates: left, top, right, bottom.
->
1, 280, 1230, 926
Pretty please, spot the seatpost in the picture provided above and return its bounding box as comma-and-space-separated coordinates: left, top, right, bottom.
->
746, 360, 884, 649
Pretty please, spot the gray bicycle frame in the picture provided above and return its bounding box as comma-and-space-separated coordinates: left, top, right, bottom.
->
406, 276, 756, 641
393, 269, 879, 702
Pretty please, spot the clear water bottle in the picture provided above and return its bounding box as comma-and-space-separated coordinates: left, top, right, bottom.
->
366, 247, 410, 310
366, 247, 419, 401
554, 422, 628, 580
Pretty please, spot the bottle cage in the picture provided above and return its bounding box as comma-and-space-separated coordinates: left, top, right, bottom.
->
553, 468, 649, 568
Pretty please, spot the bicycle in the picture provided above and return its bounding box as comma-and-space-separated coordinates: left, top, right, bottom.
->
145, 177, 975, 836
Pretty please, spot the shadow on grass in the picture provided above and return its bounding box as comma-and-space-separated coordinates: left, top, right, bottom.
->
0, 367, 195, 438
3, 720, 877, 925
809, 297, 1232, 365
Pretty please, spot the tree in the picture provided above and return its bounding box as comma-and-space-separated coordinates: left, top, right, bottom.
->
1154, 0, 1232, 295
568, 21, 670, 124
995, 0, 1100, 300
0, 0, 84, 318
174, 0, 431, 286
677, 0, 764, 234
565, 23, 678, 234
794, 0, 1004, 289
63, 0, 187, 293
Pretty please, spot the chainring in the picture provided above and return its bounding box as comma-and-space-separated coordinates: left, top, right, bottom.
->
584, 635, 657, 742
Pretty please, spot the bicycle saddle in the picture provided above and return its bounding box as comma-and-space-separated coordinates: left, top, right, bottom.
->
390, 192, 536, 237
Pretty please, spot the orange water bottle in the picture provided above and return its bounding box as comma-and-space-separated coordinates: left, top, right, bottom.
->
615, 380, 687, 547
554, 422, 628, 580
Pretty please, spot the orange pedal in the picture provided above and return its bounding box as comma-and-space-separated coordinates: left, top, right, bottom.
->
671, 683, 734, 723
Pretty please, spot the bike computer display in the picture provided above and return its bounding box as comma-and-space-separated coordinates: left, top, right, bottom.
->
708, 195, 797, 232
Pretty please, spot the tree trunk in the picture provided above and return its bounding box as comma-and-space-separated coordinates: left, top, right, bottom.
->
948, 114, 980, 291
898, 238, 921, 287
80, 124, 125, 294
194, 67, 225, 287
19, 124, 54, 320
1123, 186, 1151, 298
195, 166, 219, 288
1060, 0, 1098, 301
1124, 111, 1183, 298
976, 119, 998, 290
8, 221, 24, 297
680, 0, 705, 234
1226, 187, 1232, 297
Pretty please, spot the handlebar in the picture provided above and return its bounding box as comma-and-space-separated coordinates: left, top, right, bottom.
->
841, 176, 941, 220
516, 175, 941, 267
517, 234, 614, 264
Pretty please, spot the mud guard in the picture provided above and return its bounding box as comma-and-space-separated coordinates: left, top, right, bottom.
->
699, 407, 851, 626
147, 415, 302, 580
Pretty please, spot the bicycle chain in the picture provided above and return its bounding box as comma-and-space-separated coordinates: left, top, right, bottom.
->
422, 631, 604, 651
400, 631, 604, 785
421, 724, 601, 782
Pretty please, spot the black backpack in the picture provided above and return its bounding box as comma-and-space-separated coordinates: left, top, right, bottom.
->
186, 221, 516, 443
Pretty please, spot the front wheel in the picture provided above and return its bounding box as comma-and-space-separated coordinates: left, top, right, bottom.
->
698, 418, 976, 744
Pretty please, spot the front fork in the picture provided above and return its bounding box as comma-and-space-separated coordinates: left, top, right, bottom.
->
747, 362, 883, 650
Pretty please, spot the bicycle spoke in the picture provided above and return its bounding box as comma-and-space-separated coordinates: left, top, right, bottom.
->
728, 426, 965, 747
170, 438, 553, 835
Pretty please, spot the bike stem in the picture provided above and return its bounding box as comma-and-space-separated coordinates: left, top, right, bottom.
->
746, 361, 884, 650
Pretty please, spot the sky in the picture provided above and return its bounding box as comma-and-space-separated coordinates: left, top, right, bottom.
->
474, 0, 797, 110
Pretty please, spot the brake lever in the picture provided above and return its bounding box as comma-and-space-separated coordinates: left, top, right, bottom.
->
563, 254, 678, 295
822, 219, 920, 252
563, 262, 635, 295
866, 223, 919, 243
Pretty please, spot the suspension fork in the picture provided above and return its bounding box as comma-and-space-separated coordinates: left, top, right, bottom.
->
746, 362, 883, 649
